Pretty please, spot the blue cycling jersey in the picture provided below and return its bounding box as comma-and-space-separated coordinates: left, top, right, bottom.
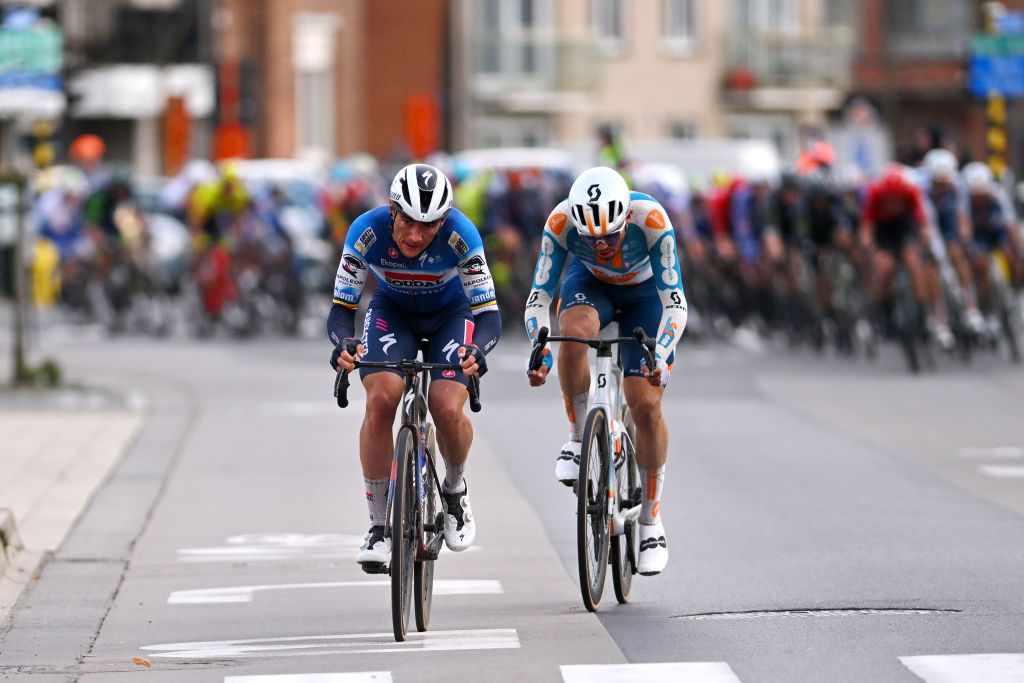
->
333, 206, 498, 316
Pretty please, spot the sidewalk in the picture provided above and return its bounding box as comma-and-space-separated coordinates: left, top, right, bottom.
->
0, 384, 143, 619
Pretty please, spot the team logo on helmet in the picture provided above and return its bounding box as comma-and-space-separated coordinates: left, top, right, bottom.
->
418, 167, 437, 190
587, 184, 602, 202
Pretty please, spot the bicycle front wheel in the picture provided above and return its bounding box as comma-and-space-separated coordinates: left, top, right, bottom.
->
611, 408, 639, 604
414, 424, 439, 632
391, 426, 417, 642
577, 408, 611, 612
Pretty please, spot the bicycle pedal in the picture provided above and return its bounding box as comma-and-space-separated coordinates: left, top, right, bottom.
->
359, 561, 388, 575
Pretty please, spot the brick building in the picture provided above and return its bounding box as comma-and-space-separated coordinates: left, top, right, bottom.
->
217, 0, 447, 162
853, 0, 1024, 170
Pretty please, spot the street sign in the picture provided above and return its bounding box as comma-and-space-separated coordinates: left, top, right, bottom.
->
970, 34, 1024, 97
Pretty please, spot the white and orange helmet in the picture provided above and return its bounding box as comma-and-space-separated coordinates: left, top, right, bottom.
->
568, 166, 631, 237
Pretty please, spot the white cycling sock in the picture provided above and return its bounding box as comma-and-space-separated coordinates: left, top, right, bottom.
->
365, 477, 389, 527
639, 465, 665, 525
443, 461, 466, 493
565, 391, 589, 441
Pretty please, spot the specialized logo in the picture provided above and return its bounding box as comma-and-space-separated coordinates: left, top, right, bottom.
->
419, 169, 436, 189
459, 255, 486, 276
380, 333, 397, 355
587, 184, 602, 202
646, 209, 667, 230
341, 254, 365, 276
383, 271, 443, 288
448, 232, 470, 258
355, 228, 376, 255
443, 339, 460, 363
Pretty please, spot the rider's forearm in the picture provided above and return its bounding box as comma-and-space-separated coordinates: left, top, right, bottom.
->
654, 289, 688, 362
471, 309, 501, 354
524, 286, 553, 340
326, 303, 356, 345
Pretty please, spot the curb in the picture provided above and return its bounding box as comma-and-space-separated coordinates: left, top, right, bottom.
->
0, 508, 23, 574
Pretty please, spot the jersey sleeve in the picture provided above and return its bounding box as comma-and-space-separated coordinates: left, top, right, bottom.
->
523, 202, 572, 340
635, 199, 688, 363
332, 212, 374, 311
450, 215, 499, 316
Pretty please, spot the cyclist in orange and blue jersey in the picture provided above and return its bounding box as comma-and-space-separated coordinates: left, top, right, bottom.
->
524, 166, 687, 576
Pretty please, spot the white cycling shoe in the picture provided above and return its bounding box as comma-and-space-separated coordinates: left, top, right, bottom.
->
556, 440, 582, 487
637, 517, 668, 576
356, 525, 390, 573
442, 484, 476, 552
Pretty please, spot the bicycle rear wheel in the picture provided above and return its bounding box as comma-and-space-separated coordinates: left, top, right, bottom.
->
611, 409, 639, 604
391, 427, 417, 642
414, 424, 439, 632
577, 408, 610, 612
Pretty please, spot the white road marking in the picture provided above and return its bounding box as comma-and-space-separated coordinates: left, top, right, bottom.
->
226, 674, 390, 682
143, 629, 520, 659
900, 653, 1024, 682
177, 533, 480, 563
177, 533, 362, 563
169, 580, 502, 604
561, 662, 742, 682
958, 447, 1023, 459
978, 465, 1024, 479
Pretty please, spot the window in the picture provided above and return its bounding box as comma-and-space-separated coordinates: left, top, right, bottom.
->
663, 0, 698, 55
668, 120, 698, 139
475, 116, 551, 148
885, 0, 969, 58
476, 0, 554, 81
593, 0, 626, 54
757, 0, 800, 35
293, 14, 339, 162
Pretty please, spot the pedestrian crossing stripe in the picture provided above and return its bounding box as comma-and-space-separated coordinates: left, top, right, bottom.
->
900, 653, 1024, 682
561, 663, 741, 682
169, 580, 502, 604
225, 675, 391, 682
142, 629, 520, 659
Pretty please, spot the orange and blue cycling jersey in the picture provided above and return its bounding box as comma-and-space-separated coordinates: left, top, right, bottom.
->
524, 191, 687, 369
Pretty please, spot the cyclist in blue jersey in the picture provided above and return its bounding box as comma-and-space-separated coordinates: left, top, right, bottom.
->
524, 166, 687, 576
327, 164, 501, 572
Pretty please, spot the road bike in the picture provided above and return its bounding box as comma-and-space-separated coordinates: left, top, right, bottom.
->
335, 345, 481, 641
529, 326, 655, 611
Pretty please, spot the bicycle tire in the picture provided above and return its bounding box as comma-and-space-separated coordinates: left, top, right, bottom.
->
414, 424, 439, 632
577, 408, 610, 612
391, 426, 417, 642
611, 409, 639, 604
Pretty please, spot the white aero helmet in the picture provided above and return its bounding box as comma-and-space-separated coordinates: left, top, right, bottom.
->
568, 166, 631, 237
923, 148, 958, 183
962, 161, 994, 191
390, 163, 453, 222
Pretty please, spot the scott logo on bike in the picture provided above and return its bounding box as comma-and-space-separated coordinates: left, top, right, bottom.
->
597, 373, 607, 388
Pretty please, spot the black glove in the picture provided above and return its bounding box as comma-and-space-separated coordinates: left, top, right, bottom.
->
461, 344, 487, 377
331, 338, 361, 370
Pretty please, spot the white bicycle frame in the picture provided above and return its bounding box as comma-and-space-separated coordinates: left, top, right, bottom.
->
589, 350, 641, 536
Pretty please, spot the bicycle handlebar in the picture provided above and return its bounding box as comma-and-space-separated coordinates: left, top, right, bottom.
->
334, 352, 482, 412
528, 326, 657, 373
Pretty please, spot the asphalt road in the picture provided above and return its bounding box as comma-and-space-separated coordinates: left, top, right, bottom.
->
1, 328, 1022, 682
